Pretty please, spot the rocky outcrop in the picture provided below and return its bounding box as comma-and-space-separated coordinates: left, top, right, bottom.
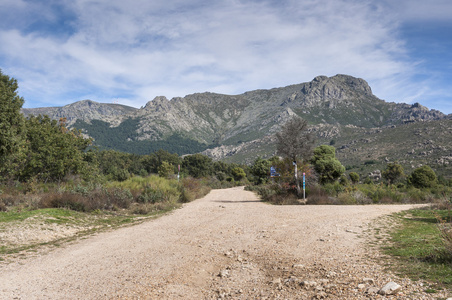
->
22, 100, 137, 126
387, 102, 445, 124
20, 75, 450, 166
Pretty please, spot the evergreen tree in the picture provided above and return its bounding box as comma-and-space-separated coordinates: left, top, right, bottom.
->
311, 145, 345, 184
0, 70, 26, 181
250, 157, 271, 184
408, 165, 437, 189
382, 162, 405, 185
349, 172, 359, 184
182, 154, 213, 178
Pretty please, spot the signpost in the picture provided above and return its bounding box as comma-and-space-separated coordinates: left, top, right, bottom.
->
270, 166, 277, 177
303, 172, 306, 200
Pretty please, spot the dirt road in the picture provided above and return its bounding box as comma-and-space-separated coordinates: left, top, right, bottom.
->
0, 187, 443, 299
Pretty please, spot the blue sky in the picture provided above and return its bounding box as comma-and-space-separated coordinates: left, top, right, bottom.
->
1, 0, 451, 114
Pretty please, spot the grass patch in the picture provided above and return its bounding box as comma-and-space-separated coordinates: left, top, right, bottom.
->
382, 208, 452, 289
0, 207, 173, 259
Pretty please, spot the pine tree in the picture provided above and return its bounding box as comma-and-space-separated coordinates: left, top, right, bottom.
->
0, 70, 26, 181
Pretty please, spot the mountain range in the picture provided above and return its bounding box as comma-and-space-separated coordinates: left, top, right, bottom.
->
21, 74, 452, 179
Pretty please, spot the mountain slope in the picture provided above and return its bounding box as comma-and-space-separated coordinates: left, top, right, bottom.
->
22, 100, 138, 126
21, 74, 451, 178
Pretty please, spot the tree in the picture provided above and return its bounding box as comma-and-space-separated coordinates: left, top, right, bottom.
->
349, 172, 359, 184
21, 115, 91, 182
0, 70, 26, 181
251, 157, 271, 184
231, 166, 246, 181
311, 145, 345, 184
158, 161, 174, 178
382, 162, 404, 185
182, 154, 212, 178
275, 116, 315, 194
142, 149, 181, 174
408, 165, 437, 189
276, 116, 315, 163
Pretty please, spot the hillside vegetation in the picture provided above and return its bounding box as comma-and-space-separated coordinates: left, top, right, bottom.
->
22, 74, 451, 180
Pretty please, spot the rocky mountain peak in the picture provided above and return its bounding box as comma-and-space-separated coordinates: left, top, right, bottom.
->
296, 74, 375, 108
143, 96, 171, 112
21, 99, 137, 126
331, 74, 373, 95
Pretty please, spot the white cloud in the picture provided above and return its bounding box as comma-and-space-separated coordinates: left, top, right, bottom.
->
1, 0, 445, 111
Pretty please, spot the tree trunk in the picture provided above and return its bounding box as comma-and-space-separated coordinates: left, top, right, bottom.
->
294, 162, 301, 197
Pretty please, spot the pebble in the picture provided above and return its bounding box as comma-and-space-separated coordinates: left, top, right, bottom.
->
378, 281, 402, 295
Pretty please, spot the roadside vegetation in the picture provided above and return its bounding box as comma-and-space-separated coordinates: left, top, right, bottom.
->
378, 201, 452, 291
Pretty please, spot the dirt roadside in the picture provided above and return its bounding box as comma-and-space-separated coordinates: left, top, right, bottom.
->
0, 186, 448, 299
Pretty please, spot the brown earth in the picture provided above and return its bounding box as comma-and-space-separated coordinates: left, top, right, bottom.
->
0, 187, 449, 299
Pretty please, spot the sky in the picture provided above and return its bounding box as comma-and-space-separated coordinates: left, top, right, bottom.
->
0, 0, 451, 114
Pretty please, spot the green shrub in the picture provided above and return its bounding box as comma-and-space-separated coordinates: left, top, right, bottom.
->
178, 186, 194, 203
137, 187, 165, 203
158, 161, 174, 178
322, 182, 344, 197
215, 171, 227, 182
349, 172, 359, 184
179, 177, 211, 203
408, 165, 437, 189
245, 184, 278, 202
250, 157, 271, 184
231, 167, 246, 181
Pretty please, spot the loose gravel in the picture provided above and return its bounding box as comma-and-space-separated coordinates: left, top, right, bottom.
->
0, 186, 449, 299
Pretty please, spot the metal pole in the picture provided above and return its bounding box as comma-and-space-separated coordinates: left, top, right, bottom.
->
303, 172, 306, 200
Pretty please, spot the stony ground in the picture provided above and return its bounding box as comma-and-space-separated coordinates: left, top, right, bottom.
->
0, 187, 450, 299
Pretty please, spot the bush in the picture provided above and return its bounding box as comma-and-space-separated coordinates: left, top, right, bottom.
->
351, 190, 372, 204
158, 161, 174, 178
349, 172, 359, 184
0, 199, 6, 211
179, 177, 211, 203
137, 187, 165, 203
39, 187, 133, 212
437, 208, 452, 258
337, 192, 356, 205
269, 193, 299, 205
322, 182, 344, 197
306, 185, 332, 204
404, 187, 433, 203
408, 165, 437, 189
40, 192, 87, 211
245, 184, 279, 202
231, 167, 246, 181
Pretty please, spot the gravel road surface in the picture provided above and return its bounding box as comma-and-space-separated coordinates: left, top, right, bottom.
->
0, 187, 447, 299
